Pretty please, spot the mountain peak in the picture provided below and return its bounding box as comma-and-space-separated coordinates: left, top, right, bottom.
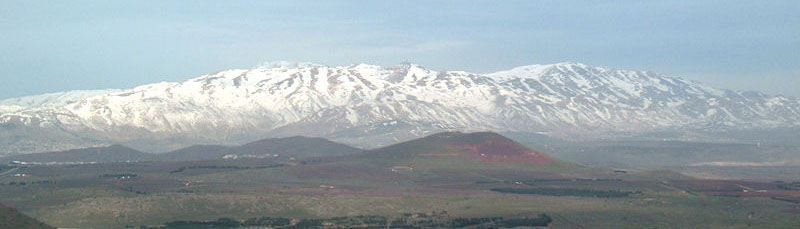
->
256, 61, 325, 69
549, 62, 591, 68
387, 62, 431, 71
349, 63, 382, 69
492, 62, 607, 76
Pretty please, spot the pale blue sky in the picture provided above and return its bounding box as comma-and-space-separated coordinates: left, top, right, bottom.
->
1, 0, 798, 98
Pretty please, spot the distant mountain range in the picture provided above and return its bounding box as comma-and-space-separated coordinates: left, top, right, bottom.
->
2, 62, 799, 155
0, 131, 553, 169
0, 136, 360, 164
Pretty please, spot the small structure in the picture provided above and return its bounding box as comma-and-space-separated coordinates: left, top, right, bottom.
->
185, 180, 203, 186
320, 184, 335, 189
222, 154, 238, 160
391, 166, 413, 172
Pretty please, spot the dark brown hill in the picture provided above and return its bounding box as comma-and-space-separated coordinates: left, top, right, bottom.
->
363, 131, 552, 166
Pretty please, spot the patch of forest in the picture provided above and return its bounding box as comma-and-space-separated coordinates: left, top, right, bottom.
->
169, 164, 285, 174
0, 180, 55, 186
491, 187, 633, 198
141, 212, 552, 228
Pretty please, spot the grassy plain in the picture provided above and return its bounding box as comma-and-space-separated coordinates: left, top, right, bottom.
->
1, 158, 798, 228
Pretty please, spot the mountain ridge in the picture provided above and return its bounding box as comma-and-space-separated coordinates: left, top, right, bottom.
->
2, 62, 799, 155
0, 136, 361, 163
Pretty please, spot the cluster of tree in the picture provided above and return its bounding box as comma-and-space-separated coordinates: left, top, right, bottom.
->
243, 217, 292, 227
299, 158, 324, 165
1, 180, 54, 186
168, 167, 186, 174
495, 215, 553, 228
480, 178, 625, 185
4, 182, 26, 186
152, 217, 290, 229
390, 213, 550, 228
162, 218, 241, 229
770, 197, 800, 204
0, 165, 13, 172
169, 164, 284, 174
774, 181, 800, 190
491, 187, 632, 198
100, 173, 138, 179
151, 213, 553, 228
169, 165, 245, 174
124, 186, 147, 195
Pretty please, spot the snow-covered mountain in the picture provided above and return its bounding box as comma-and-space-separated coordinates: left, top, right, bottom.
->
2, 62, 799, 155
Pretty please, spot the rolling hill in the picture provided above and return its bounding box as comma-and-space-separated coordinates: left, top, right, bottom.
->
0, 145, 156, 164
290, 131, 606, 180
0, 203, 54, 229
160, 136, 361, 161
361, 131, 553, 166
0, 136, 361, 164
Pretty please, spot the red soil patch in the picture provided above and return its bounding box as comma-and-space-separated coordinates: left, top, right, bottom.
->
449, 140, 551, 165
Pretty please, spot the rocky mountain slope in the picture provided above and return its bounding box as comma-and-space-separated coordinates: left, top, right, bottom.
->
2, 62, 799, 155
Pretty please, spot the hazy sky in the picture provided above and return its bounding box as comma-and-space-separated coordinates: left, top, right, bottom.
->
1, 0, 798, 99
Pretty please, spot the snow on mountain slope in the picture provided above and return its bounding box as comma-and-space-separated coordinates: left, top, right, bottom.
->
1, 62, 799, 154
0, 89, 121, 113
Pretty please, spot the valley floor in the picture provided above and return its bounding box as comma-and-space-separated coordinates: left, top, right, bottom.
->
1, 158, 799, 228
